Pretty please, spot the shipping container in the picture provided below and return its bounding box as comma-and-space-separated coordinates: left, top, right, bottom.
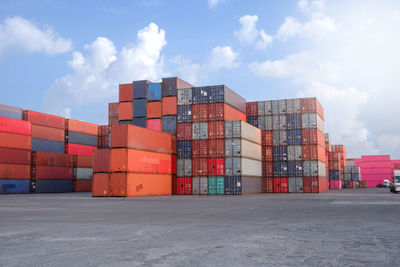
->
208, 176, 224, 195
273, 161, 288, 177
246, 102, 258, 116
65, 143, 96, 156
66, 119, 98, 136
147, 101, 162, 119
208, 121, 225, 139
257, 101, 272, 116
75, 168, 92, 179
286, 99, 301, 114
92, 173, 110, 196
272, 130, 287, 146
110, 148, 172, 174
31, 124, 64, 142
33, 166, 73, 179
177, 141, 192, 159
177, 105, 192, 123
109, 102, 119, 118
0, 179, 30, 194
177, 159, 192, 177
273, 177, 289, 193
240, 177, 262, 194
286, 114, 302, 129
303, 161, 326, 177
192, 158, 208, 176
225, 157, 262, 177
75, 155, 92, 168
133, 117, 147, 128
0, 116, 32, 136
225, 120, 261, 144
192, 177, 208, 195
287, 145, 302, 161
301, 97, 324, 120
329, 179, 342, 190
262, 161, 274, 177
207, 139, 224, 158
208, 103, 246, 122
301, 113, 324, 132
208, 158, 225, 176
288, 161, 303, 177
208, 85, 246, 113
119, 83, 133, 102
111, 124, 175, 154
0, 163, 30, 179
33, 151, 74, 167
133, 80, 148, 99
0, 104, 23, 120
329, 170, 341, 180
257, 115, 273, 131
162, 77, 193, 97
192, 87, 209, 104
287, 129, 302, 145
302, 129, 325, 147
118, 102, 133, 121
261, 177, 274, 193
288, 177, 303, 193
175, 177, 192, 195
272, 100, 279, 115
93, 149, 110, 173
302, 145, 325, 162
67, 131, 98, 146
147, 119, 161, 132
161, 116, 176, 135
192, 122, 208, 140
176, 123, 192, 141
192, 104, 208, 122
177, 88, 192, 105
272, 115, 286, 130
303, 177, 328, 193
74, 179, 92, 192
261, 131, 273, 146
192, 140, 208, 158
224, 176, 242, 195
0, 132, 31, 150
133, 99, 147, 118
33, 179, 73, 193
161, 96, 177, 116
33, 138, 64, 153
148, 83, 162, 101
118, 120, 132, 125
224, 138, 261, 160
273, 146, 288, 161
0, 148, 31, 165
23, 110, 65, 129
246, 116, 258, 128
262, 146, 273, 161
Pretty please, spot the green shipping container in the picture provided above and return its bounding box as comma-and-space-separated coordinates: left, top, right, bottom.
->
208, 176, 224, 195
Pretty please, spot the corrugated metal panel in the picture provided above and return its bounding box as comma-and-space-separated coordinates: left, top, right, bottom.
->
177, 88, 192, 105
242, 177, 262, 194
288, 161, 303, 177
148, 83, 162, 101
288, 177, 303, 193
133, 80, 148, 99
303, 161, 326, 177
273, 146, 288, 161
288, 145, 302, 161
224, 120, 261, 144
177, 159, 192, 177
225, 157, 261, 177
32, 139, 64, 153
224, 176, 242, 195
177, 105, 192, 123
161, 116, 176, 134
0, 104, 23, 120
224, 138, 261, 160
192, 122, 208, 140
76, 168, 92, 179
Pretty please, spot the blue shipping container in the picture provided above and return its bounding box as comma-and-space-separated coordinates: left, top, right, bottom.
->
192, 87, 209, 104
147, 83, 162, 101
329, 170, 341, 180
0, 179, 30, 194
177, 105, 192, 123
273, 146, 288, 161
287, 114, 302, 129
0, 104, 23, 120
351, 173, 360, 180
133, 80, 148, 99
119, 120, 133, 125
162, 116, 177, 135
177, 141, 192, 159
133, 117, 147, 128
246, 116, 258, 128
208, 85, 224, 103
287, 129, 302, 145
32, 138, 65, 153
273, 161, 288, 177
67, 131, 98, 146
225, 176, 242, 195
34, 179, 73, 193
133, 99, 147, 117
288, 161, 303, 177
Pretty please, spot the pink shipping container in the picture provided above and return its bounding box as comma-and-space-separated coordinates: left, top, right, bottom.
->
147, 119, 162, 132
330, 180, 342, 190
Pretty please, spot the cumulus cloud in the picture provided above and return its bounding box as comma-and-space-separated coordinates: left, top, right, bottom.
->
208, 0, 225, 9
0, 16, 72, 56
234, 15, 273, 49
43, 22, 166, 119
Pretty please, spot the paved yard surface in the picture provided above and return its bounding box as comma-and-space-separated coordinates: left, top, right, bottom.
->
0, 188, 399, 266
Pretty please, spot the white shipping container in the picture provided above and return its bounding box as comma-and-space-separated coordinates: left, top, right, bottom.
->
272, 115, 280, 130
278, 100, 286, 114
177, 88, 192, 105
351, 166, 360, 174
224, 120, 261, 144
257, 101, 265, 116
272, 100, 280, 115
76, 168, 92, 179
225, 157, 262, 177
225, 138, 261, 160
288, 145, 302, 161
288, 177, 304, 193
177, 159, 192, 177
303, 161, 326, 177
192, 122, 208, 140
192, 177, 208, 195
258, 115, 273, 131
279, 115, 286, 130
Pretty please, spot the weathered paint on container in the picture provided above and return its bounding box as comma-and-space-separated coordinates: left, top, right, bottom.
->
208, 121, 224, 139
33, 138, 64, 153
261, 177, 274, 193
257, 115, 273, 131
0, 117, 32, 136
273, 161, 288, 177
287, 145, 302, 161
177, 88, 192, 105
329, 179, 342, 190
262, 146, 273, 161
288, 177, 303, 193
0, 163, 30, 179
208, 158, 225, 176
273, 177, 289, 193
287, 129, 302, 145
74, 179, 92, 192
301, 113, 324, 132
224, 176, 242, 195
257, 101, 273, 116
288, 161, 303, 177
162, 77, 193, 97
65, 143, 97, 156
75, 155, 92, 168
147, 101, 162, 119
225, 157, 262, 177
262, 161, 273, 177
109, 102, 119, 118
303, 161, 326, 177
272, 130, 287, 146
0, 179, 30, 194
23, 110, 65, 130
177, 105, 192, 123
0, 148, 31, 165
175, 177, 192, 195
111, 124, 175, 154
148, 83, 162, 101
208, 139, 225, 158
161, 96, 177, 116
192, 104, 208, 122
192, 140, 208, 158
246, 102, 258, 116
192, 158, 208, 176
0, 104, 23, 119
246, 116, 258, 128
192, 177, 208, 195
161, 115, 176, 135
208, 176, 224, 195
273, 146, 288, 161
303, 177, 328, 193
208, 103, 246, 122
261, 131, 273, 146
176, 123, 192, 141
33, 166, 73, 179
33, 151, 74, 167
225, 138, 261, 160
192, 122, 208, 140
110, 148, 172, 174
33, 179, 73, 193
286, 99, 301, 114
224, 120, 261, 144
177, 141, 192, 159
286, 114, 302, 130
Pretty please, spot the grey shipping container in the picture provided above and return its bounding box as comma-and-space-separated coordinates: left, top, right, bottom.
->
133, 117, 147, 128
207, 85, 246, 113
344, 166, 352, 174
303, 161, 326, 177
161, 116, 176, 134
302, 113, 324, 132
177, 88, 192, 105
288, 145, 302, 161
346, 160, 356, 167
241, 177, 262, 194
344, 173, 352, 180
258, 115, 273, 131
224, 120, 261, 144
225, 157, 262, 177
67, 131, 98, 146
192, 177, 208, 195
278, 100, 286, 114
162, 77, 193, 97
177, 159, 192, 177
258, 100, 272, 115
351, 166, 360, 173
119, 120, 133, 125
75, 168, 92, 180
272, 100, 279, 115
224, 138, 262, 160
133, 99, 147, 117
288, 177, 304, 193
192, 122, 208, 140
0, 104, 23, 119
272, 130, 287, 146
351, 173, 360, 180
272, 115, 286, 130
32, 138, 65, 153
286, 99, 301, 114
133, 80, 148, 99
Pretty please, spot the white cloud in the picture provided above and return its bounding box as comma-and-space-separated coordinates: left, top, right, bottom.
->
234, 15, 259, 44
392, 10, 400, 22
256, 30, 273, 49
0, 16, 72, 56
276, 17, 303, 41
298, 0, 326, 15
43, 22, 166, 118
208, 0, 224, 9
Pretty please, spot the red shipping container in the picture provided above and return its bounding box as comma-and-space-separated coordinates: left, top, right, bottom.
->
74, 179, 92, 192
302, 129, 324, 147
172, 155, 177, 174
0, 117, 32, 136
208, 121, 224, 139
273, 177, 288, 193
208, 103, 246, 121
34, 166, 73, 179
302, 145, 311, 161
246, 102, 258, 116
0, 163, 30, 179
0, 132, 31, 150
309, 145, 326, 162
111, 124, 175, 154
33, 151, 74, 167
31, 124, 64, 142
147, 119, 161, 132
98, 125, 110, 136
92, 149, 110, 173
119, 83, 133, 102
177, 123, 192, 141
108, 102, 119, 117
66, 119, 98, 136
192, 140, 208, 158
92, 173, 110, 197
262, 146, 273, 161
161, 96, 177, 116
308, 97, 324, 120
208, 139, 224, 158
192, 158, 208, 176
75, 155, 92, 168
118, 102, 133, 121
208, 158, 224, 176
65, 143, 97, 156
176, 177, 192, 195
303, 177, 327, 193
23, 110, 65, 130
262, 178, 274, 193
192, 104, 208, 122
261, 131, 273, 146
108, 117, 119, 126
262, 161, 273, 177
0, 148, 31, 164
147, 101, 162, 118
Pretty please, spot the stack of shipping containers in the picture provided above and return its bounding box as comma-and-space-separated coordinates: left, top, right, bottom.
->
92, 124, 176, 197
108, 102, 119, 126
147, 82, 162, 131
344, 160, 360, 189
0, 105, 32, 193
246, 97, 328, 193
325, 133, 341, 190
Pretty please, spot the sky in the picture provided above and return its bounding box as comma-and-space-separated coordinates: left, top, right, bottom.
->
0, 0, 400, 158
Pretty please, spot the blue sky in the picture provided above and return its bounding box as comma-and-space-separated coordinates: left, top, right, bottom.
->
1, 0, 400, 158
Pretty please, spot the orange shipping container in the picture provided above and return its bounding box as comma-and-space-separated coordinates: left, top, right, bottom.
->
75, 155, 93, 168
110, 148, 173, 174
23, 110, 65, 129
118, 102, 133, 121
223, 104, 246, 121
92, 173, 110, 197
119, 83, 133, 102
74, 179, 92, 192
66, 119, 98, 136
32, 124, 65, 142
0, 132, 31, 150
147, 101, 162, 118
110, 173, 172, 197
111, 124, 176, 154
0, 163, 30, 179
161, 96, 177, 116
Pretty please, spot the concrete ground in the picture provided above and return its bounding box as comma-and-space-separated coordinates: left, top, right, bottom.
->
0, 188, 399, 266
